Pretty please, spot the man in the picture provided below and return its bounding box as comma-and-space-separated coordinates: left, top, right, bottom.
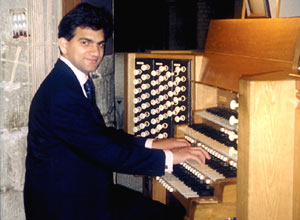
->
24, 3, 210, 220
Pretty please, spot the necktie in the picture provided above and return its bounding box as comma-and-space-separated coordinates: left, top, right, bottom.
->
84, 78, 106, 124
84, 78, 95, 103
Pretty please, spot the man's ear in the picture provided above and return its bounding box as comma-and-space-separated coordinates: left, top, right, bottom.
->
58, 38, 68, 56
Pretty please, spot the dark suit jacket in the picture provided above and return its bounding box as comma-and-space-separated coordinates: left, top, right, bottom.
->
24, 59, 166, 220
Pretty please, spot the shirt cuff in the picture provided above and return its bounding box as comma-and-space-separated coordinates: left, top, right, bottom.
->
145, 138, 173, 173
145, 138, 154, 149
163, 150, 173, 173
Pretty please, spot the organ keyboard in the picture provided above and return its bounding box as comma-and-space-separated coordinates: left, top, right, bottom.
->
125, 18, 300, 220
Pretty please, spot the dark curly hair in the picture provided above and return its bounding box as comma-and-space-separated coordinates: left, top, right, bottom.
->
58, 3, 113, 41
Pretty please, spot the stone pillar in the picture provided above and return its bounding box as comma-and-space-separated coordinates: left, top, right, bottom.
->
93, 54, 115, 127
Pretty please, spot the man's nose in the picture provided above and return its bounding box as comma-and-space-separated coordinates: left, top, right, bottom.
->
90, 44, 101, 56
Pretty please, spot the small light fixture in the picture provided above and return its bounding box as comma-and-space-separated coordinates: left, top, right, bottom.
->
9, 8, 28, 38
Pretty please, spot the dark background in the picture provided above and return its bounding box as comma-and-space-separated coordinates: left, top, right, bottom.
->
114, 0, 236, 52
83, 0, 238, 53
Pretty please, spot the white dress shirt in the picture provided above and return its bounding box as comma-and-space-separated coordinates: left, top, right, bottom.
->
60, 56, 89, 98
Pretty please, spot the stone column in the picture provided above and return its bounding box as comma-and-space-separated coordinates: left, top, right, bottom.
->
92, 54, 115, 127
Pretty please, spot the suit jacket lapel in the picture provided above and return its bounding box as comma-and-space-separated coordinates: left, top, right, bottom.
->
55, 59, 106, 126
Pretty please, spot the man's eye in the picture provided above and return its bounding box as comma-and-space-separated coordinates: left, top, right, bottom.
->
81, 40, 89, 46
98, 43, 105, 48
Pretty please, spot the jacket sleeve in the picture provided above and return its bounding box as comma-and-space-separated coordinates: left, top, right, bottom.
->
103, 127, 147, 147
49, 89, 165, 176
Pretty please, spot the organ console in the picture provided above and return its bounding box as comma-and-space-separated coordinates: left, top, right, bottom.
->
124, 18, 300, 220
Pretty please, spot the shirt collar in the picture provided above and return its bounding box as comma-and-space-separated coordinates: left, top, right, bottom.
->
60, 56, 89, 87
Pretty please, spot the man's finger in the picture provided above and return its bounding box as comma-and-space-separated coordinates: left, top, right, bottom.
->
188, 147, 211, 159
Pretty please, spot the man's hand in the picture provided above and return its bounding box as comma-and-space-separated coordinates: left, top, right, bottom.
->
172, 146, 211, 165
151, 138, 191, 150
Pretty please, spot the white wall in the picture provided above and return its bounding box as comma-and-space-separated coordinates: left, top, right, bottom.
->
269, 0, 300, 17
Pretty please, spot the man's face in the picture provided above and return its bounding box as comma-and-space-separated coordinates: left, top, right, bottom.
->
59, 27, 105, 75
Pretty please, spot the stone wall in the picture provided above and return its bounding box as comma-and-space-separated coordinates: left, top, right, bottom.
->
1, 1, 31, 219
93, 54, 115, 127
